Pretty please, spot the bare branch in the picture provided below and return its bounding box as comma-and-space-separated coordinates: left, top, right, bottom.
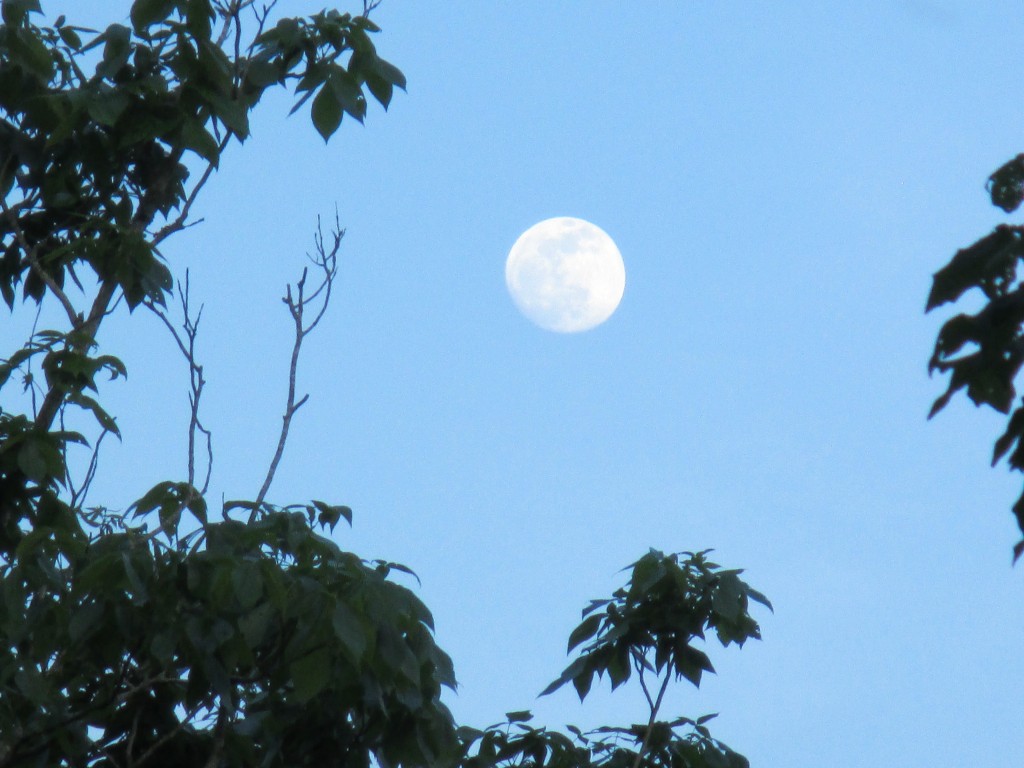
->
252, 214, 343, 518
70, 429, 109, 510
249, 0, 280, 51
635, 653, 655, 712
144, 271, 214, 496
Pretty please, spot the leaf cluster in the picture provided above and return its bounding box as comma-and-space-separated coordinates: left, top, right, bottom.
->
927, 155, 1024, 559
0, 0, 404, 313
0, 500, 458, 767
542, 550, 771, 701
456, 709, 749, 768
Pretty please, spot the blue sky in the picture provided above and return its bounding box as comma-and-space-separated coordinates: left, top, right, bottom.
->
12, 0, 1024, 764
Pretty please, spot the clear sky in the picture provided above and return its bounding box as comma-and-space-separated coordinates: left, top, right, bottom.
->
12, 1, 1024, 764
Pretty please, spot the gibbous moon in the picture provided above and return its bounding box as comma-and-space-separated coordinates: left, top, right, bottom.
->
505, 217, 625, 333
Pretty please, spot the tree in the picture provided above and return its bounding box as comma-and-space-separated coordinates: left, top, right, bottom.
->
0, 2, 770, 765
928, 154, 1024, 562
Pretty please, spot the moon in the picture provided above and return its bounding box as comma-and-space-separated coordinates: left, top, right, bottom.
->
505, 217, 626, 333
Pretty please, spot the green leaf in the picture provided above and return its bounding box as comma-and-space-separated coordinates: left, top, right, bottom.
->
240, 602, 275, 647
8, 26, 54, 80
328, 68, 365, 122
69, 600, 104, 643
130, 0, 177, 32
312, 500, 352, 531
86, 89, 129, 126
365, 75, 393, 110
539, 656, 589, 698
200, 87, 249, 138
290, 648, 330, 703
2, 0, 42, 26
567, 614, 602, 652
572, 667, 595, 701
58, 26, 82, 50
66, 392, 120, 437
244, 58, 281, 89
711, 572, 742, 622
311, 86, 342, 142
13, 668, 46, 704
375, 57, 407, 90
988, 154, 1024, 213
97, 25, 131, 79
331, 600, 367, 663
232, 562, 263, 609
130, 481, 176, 518
16, 439, 49, 481
151, 629, 176, 663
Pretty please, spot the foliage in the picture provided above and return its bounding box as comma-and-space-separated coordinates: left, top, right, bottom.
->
928, 154, 1024, 561
458, 551, 770, 768
0, 1, 770, 765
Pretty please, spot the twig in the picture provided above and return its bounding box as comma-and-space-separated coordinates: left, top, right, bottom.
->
151, 135, 231, 248
202, 707, 228, 768
132, 703, 201, 767
635, 654, 655, 711
26, 302, 43, 418
631, 674, 670, 768
0, 194, 81, 329
252, 214, 343, 519
144, 271, 214, 496
249, 0, 280, 51
34, 280, 118, 432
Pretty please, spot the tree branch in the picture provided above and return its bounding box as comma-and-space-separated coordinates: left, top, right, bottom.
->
144, 271, 214, 496
631, 674, 670, 768
252, 214, 343, 519
0, 194, 81, 329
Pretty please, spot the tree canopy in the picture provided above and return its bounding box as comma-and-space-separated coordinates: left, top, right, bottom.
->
0, 2, 769, 766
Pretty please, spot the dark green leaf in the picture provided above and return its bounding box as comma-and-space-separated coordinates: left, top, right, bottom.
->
567, 614, 602, 652
68, 600, 104, 643
375, 58, 406, 90
130, 0, 177, 32
311, 86, 342, 142
331, 599, 367, 663
290, 648, 330, 703
58, 25, 82, 50
2, 0, 42, 25
328, 68, 365, 122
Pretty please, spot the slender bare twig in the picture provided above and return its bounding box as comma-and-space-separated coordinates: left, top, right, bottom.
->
252, 214, 343, 519
70, 429, 109, 510
144, 271, 214, 496
248, 0, 280, 51
25, 301, 43, 418
635, 654, 655, 711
